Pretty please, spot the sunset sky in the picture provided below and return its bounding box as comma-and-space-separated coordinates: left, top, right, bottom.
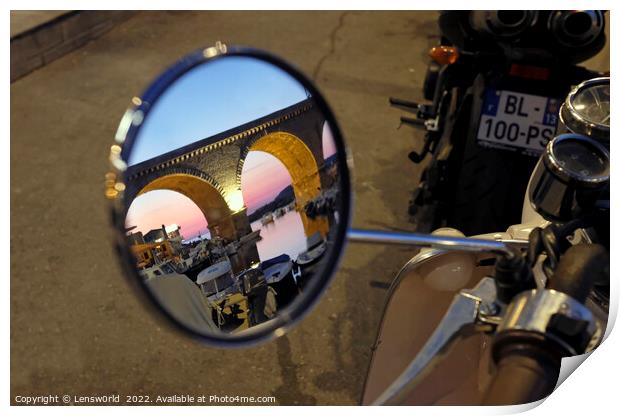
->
241, 151, 292, 214
125, 57, 337, 240
128, 57, 309, 166
126, 190, 210, 239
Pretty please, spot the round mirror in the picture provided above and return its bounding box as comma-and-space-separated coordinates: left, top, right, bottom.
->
107, 45, 351, 346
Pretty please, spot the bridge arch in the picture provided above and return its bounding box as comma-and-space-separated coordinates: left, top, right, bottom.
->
130, 167, 238, 241
239, 131, 328, 238
124, 99, 330, 244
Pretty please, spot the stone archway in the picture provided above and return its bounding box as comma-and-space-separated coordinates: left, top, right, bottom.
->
240, 131, 329, 238
134, 173, 238, 241
124, 99, 330, 242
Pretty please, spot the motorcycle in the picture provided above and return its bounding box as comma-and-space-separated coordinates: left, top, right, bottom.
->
106, 41, 610, 405
364, 75, 610, 404
394, 10, 607, 236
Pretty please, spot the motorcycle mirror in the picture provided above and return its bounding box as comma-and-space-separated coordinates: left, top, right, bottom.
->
106, 44, 352, 347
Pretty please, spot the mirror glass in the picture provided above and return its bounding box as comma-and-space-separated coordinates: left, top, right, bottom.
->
119, 54, 348, 339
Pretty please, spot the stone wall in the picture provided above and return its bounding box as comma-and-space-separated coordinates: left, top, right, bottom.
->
11, 11, 135, 82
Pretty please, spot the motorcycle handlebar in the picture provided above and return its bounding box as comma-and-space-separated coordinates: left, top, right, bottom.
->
482, 337, 561, 405
483, 244, 607, 406
548, 244, 608, 303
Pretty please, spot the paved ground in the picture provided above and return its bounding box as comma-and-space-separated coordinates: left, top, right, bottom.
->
10, 11, 609, 405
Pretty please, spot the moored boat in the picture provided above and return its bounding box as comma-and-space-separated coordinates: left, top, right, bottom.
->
296, 232, 327, 267
261, 212, 274, 225
196, 259, 237, 302
197, 259, 250, 332
261, 254, 300, 308
138, 260, 177, 280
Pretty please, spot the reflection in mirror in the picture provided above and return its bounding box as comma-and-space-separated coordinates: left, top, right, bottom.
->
122, 55, 346, 337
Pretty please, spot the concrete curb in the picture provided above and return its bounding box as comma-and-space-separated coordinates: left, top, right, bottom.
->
10, 11, 136, 82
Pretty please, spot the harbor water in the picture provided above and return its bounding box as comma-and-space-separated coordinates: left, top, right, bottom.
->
251, 210, 308, 261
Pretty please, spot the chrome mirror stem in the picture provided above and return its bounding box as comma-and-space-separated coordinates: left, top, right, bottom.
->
347, 228, 516, 259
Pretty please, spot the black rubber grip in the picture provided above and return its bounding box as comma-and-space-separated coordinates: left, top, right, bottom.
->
548, 243, 608, 303
482, 343, 560, 405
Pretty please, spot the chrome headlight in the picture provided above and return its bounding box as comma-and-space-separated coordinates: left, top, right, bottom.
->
559, 77, 610, 144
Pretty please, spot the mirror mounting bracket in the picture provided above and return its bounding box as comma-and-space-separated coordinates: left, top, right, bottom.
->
204, 41, 228, 58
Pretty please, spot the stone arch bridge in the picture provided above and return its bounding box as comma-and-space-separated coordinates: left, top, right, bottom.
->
124, 98, 331, 242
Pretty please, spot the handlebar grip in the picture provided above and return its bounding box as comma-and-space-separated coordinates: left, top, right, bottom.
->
548, 244, 608, 303
389, 97, 419, 108
484, 244, 607, 405
482, 340, 561, 405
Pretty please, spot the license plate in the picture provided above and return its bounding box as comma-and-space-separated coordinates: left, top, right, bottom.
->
476, 89, 560, 156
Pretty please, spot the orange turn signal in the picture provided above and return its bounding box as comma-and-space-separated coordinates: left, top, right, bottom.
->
429, 46, 459, 65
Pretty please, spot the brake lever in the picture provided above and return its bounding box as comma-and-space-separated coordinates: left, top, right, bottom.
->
372, 276, 501, 405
